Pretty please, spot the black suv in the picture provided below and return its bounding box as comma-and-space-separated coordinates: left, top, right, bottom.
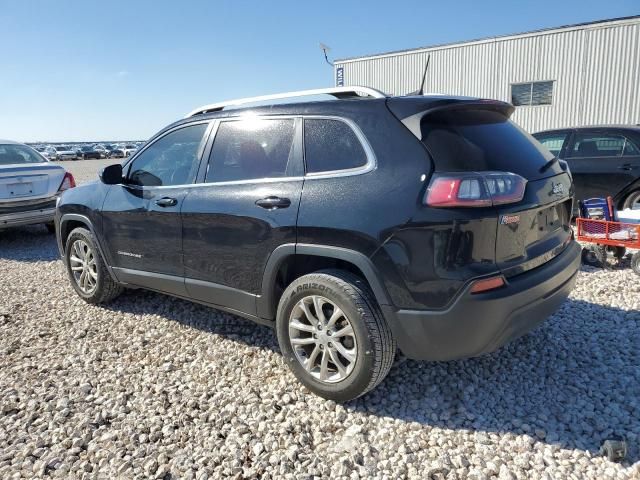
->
56, 87, 580, 401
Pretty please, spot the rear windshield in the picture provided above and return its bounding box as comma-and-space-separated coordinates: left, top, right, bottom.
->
421, 109, 553, 177
0, 144, 46, 165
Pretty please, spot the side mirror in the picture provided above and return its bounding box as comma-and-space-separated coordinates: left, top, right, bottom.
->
100, 164, 123, 185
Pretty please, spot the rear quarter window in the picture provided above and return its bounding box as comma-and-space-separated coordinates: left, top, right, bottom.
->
421, 109, 553, 176
304, 119, 368, 174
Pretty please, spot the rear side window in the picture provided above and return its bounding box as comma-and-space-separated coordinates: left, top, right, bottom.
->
206, 118, 295, 182
421, 109, 553, 175
304, 119, 367, 174
534, 132, 568, 157
624, 138, 640, 156
568, 133, 626, 158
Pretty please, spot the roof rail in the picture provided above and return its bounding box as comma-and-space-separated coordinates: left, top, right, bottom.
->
184, 86, 386, 118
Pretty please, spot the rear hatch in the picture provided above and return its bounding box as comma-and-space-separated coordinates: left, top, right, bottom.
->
0, 163, 65, 202
402, 101, 573, 278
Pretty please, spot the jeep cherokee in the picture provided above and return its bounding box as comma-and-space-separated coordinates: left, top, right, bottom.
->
56, 86, 581, 401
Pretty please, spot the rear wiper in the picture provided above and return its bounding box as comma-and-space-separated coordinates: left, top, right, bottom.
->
539, 157, 558, 173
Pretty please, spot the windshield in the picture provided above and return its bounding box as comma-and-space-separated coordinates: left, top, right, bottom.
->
81, 146, 92, 151
55, 146, 68, 151
0, 144, 47, 165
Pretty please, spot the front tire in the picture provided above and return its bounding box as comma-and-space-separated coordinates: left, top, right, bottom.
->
276, 270, 396, 402
64, 227, 123, 304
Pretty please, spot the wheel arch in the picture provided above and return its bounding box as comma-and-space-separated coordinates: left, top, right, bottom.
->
258, 243, 392, 320
58, 213, 118, 282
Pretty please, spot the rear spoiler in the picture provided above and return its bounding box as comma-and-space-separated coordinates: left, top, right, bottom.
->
386, 96, 514, 140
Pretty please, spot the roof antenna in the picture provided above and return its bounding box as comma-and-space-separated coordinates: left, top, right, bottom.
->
319, 43, 334, 67
408, 54, 430, 96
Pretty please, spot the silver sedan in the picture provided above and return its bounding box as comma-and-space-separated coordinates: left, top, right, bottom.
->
0, 140, 75, 232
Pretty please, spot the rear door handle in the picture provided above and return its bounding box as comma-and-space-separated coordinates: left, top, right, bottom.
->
255, 196, 291, 210
618, 164, 636, 171
155, 197, 178, 207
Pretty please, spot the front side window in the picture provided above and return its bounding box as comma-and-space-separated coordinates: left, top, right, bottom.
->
534, 132, 568, 157
127, 123, 207, 187
0, 144, 47, 165
206, 118, 296, 183
511, 81, 554, 106
304, 119, 367, 173
568, 133, 626, 158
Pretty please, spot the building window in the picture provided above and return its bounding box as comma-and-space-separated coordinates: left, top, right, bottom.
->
511, 81, 554, 106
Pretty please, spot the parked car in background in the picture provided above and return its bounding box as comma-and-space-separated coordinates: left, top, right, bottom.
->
1, 139, 75, 232
93, 145, 109, 158
534, 126, 640, 210
109, 146, 125, 158
79, 145, 102, 160
34, 146, 49, 158
102, 145, 115, 157
122, 144, 138, 157
54, 145, 78, 161
41, 146, 58, 161
56, 86, 579, 401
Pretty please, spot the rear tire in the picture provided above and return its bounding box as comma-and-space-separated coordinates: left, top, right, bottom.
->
631, 252, 640, 276
64, 227, 123, 304
622, 190, 640, 210
276, 269, 396, 402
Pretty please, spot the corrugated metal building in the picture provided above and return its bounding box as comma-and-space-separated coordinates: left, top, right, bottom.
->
334, 16, 640, 133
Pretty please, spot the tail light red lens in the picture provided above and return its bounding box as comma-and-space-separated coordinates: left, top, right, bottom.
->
58, 172, 76, 192
425, 172, 527, 208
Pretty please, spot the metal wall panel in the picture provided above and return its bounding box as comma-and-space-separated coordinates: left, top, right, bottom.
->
336, 18, 640, 133
580, 24, 640, 126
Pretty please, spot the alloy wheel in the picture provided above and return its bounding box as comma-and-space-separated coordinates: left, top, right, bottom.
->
288, 295, 357, 383
69, 239, 98, 294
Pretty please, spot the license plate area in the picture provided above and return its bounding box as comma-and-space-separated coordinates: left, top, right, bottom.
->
7, 182, 34, 197
537, 205, 561, 237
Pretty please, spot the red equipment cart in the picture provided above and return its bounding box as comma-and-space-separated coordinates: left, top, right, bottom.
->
576, 217, 640, 275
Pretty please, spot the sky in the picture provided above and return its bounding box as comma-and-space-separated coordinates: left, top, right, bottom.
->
0, 0, 638, 142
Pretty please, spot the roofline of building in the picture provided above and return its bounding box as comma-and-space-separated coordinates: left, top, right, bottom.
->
335, 15, 640, 64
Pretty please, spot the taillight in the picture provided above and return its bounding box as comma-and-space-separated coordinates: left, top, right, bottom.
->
425, 172, 526, 207
58, 172, 76, 192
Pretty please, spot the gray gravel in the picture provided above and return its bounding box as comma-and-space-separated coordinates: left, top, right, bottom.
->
0, 163, 639, 479
55, 158, 117, 184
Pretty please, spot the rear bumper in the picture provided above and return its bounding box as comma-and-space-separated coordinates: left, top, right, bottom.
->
381, 241, 581, 361
0, 208, 56, 229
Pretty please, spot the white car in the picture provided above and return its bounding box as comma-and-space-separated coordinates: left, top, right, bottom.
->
54, 145, 78, 161
0, 140, 75, 232
121, 144, 139, 157
39, 146, 58, 161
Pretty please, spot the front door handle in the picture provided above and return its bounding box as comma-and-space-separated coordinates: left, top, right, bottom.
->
155, 197, 178, 207
255, 196, 291, 210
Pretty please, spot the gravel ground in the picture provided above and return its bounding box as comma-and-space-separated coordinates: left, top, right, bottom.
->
0, 161, 639, 479
55, 158, 118, 184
